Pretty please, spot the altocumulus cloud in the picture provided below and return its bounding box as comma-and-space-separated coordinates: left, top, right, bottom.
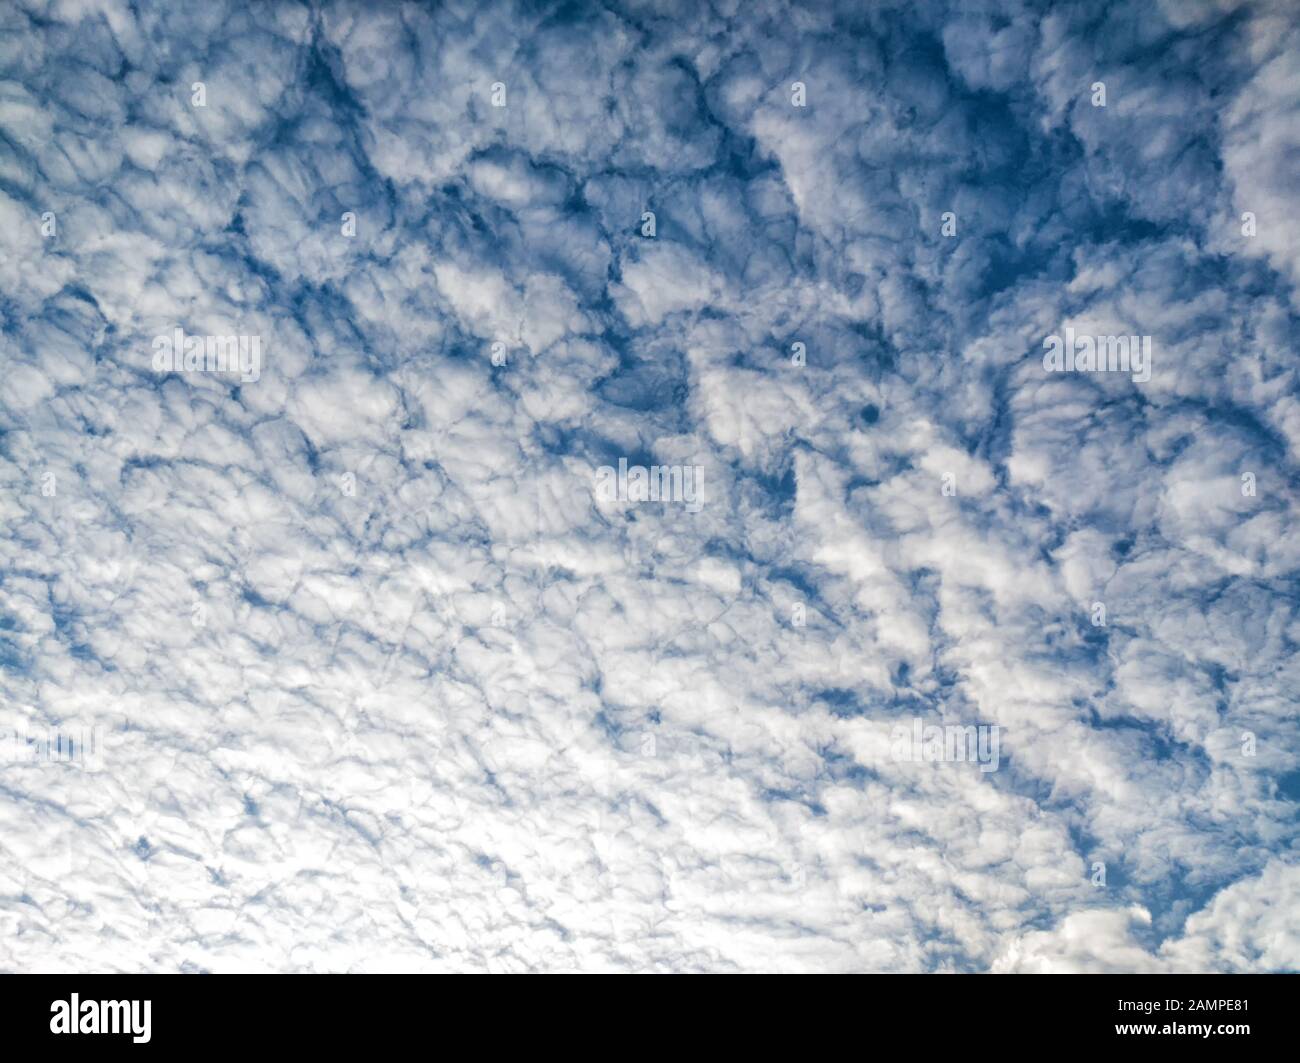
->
0, 0, 1297, 973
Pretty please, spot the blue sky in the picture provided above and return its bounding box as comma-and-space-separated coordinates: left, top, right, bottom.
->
0, 0, 1297, 972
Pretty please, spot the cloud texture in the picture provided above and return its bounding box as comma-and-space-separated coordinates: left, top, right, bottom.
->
0, 0, 1297, 972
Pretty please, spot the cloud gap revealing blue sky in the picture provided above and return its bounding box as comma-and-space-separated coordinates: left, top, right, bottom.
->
0, 0, 1296, 973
